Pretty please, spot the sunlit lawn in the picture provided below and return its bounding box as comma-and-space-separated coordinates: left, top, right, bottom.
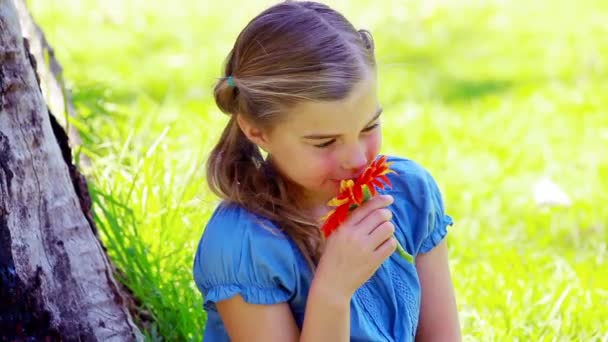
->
31, 0, 608, 340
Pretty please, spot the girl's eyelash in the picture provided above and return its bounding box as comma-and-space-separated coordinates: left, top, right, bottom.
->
362, 123, 380, 132
314, 139, 336, 148
314, 123, 380, 148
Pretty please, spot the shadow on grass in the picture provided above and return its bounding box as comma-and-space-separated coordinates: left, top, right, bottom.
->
440, 78, 514, 102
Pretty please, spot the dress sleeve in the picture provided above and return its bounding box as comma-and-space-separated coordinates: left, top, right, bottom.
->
192, 203, 298, 312
417, 167, 453, 254
386, 157, 454, 257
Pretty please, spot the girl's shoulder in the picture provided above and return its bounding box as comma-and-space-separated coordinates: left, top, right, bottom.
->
195, 201, 295, 272
193, 201, 300, 309
385, 155, 442, 200
383, 155, 453, 255
202, 201, 289, 245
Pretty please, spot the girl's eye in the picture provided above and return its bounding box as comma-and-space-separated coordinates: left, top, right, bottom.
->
314, 139, 336, 148
313, 124, 379, 148
362, 123, 379, 132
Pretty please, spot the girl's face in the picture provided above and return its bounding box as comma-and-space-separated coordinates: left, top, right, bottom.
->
258, 73, 383, 208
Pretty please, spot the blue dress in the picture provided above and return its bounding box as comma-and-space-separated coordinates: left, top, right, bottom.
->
193, 156, 453, 341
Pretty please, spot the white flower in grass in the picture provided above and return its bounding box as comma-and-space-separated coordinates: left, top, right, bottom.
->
534, 177, 571, 207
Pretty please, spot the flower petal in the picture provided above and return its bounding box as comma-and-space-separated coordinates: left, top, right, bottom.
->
371, 178, 385, 189
321, 155, 396, 239
353, 185, 364, 205
367, 184, 377, 197
321, 204, 350, 238
328, 197, 350, 207
378, 155, 388, 166
379, 174, 392, 187
340, 179, 354, 193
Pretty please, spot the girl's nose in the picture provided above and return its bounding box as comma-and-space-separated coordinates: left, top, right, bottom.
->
342, 143, 368, 176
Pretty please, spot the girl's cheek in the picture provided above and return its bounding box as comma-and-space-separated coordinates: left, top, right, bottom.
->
366, 131, 382, 159
319, 152, 340, 174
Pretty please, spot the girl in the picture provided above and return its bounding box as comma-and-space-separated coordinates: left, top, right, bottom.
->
193, 1, 460, 341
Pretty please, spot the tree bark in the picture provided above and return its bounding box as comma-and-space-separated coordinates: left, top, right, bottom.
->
12, 0, 88, 168
0, 0, 143, 340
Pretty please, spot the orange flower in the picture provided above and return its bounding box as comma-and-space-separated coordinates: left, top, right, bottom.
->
320, 155, 395, 237
320, 155, 414, 263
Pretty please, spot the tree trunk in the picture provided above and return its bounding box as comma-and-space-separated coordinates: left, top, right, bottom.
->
12, 0, 89, 168
0, 0, 143, 340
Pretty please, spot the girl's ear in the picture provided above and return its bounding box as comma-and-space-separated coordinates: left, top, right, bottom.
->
235, 115, 271, 153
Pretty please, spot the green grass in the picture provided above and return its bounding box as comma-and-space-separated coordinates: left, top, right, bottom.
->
31, 0, 608, 340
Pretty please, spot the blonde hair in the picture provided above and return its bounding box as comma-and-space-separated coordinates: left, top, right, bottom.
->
207, 1, 376, 270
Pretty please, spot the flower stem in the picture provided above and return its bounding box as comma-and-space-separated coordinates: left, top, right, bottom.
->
395, 238, 414, 264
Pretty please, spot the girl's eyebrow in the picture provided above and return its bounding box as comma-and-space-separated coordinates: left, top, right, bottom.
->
301, 107, 383, 140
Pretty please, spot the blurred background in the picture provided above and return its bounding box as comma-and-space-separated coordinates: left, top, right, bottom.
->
30, 0, 607, 340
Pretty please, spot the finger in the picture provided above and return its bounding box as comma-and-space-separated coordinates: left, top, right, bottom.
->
368, 221, 395, 249
373, 236, 397, 263
356, 208, 393, 235
345, 194, 393, 226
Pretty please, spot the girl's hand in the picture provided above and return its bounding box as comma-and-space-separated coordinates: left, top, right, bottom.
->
314, 194, 397, 302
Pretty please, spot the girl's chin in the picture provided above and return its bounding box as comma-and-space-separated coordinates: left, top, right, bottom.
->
308, 181, 341, 200
325, 180, 342, 195
326, 180, 343, 192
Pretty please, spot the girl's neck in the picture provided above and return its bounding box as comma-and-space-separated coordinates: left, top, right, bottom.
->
264, 157, 333, 220
295, 190, 335, 221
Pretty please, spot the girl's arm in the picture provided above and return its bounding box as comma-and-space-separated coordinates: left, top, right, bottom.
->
216, 294, 300, 341
216, 275, 350, 342
299, 276, 350, 341
415, 239, 461, 341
